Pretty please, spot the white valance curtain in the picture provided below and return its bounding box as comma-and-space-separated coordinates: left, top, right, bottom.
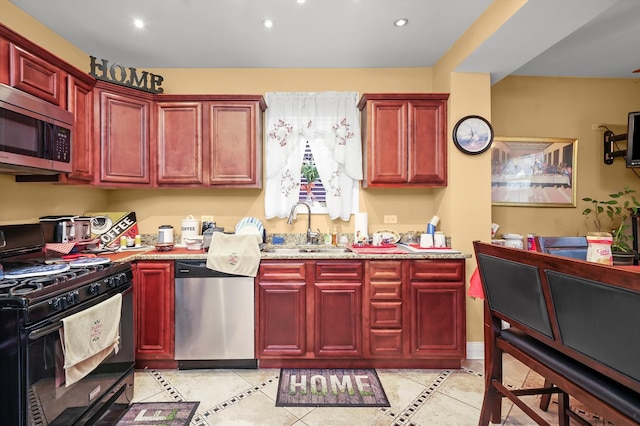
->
264, 92, 363, 220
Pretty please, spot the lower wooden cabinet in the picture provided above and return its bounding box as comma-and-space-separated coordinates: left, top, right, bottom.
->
133, 261, 177, 369
257, 258, 465, 368
257, 261, 307, 357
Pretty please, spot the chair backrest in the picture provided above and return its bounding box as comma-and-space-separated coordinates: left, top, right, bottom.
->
534, 236, 588, 260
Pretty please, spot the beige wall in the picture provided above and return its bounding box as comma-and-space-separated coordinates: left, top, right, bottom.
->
491, 76, 640, 237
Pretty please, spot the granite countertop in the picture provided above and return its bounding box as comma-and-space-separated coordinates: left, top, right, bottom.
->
103, 244, 471, 262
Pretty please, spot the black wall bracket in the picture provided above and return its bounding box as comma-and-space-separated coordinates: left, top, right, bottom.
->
604, 130, 627, 165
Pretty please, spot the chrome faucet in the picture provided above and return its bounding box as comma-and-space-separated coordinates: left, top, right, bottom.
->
287, 202, 318, 244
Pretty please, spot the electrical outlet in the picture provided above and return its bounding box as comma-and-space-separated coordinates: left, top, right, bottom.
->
383, 215, 398, 224
201, 215, 214, 223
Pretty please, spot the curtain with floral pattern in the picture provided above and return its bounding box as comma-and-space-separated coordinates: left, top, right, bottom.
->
264, 92, 362, 220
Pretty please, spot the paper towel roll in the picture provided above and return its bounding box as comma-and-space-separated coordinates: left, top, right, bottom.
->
354, 212, 368, 243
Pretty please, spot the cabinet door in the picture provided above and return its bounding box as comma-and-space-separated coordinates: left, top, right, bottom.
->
65, 76, 94, 182
96, 84, 151, 185
10, 44, 64, 106
206, 101, 263, 187
156, 101, 203, 185
257, 262, 307, 356
407, 100, 447, 185
134, 261, 174, 363
314, 282, 362, 357
365, 100, 408, 185
409, 280, 465, 358
314, 261, 363, 357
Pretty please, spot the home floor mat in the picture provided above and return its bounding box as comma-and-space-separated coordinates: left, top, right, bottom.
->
116, 401, 199, 425
276, 368, 390, 407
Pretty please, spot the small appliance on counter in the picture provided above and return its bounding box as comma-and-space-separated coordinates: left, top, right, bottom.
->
39, 215, 93, 243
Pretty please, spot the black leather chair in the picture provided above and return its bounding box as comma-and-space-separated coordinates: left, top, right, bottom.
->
534, 235, 588, 411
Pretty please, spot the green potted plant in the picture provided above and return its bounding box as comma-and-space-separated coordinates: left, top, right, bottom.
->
582, 185, 640, 264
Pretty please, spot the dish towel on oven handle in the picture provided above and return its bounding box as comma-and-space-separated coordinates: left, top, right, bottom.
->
59, 293, 122, 387
206, 233, 261, 277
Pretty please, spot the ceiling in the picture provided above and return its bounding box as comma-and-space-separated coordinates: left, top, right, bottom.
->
8, 0, 640, 84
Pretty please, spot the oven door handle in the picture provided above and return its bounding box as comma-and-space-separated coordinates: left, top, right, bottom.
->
29, 322, 62, 341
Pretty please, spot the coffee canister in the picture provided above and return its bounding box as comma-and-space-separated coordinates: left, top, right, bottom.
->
158, 225, 174, 244
180, 215, 199, 245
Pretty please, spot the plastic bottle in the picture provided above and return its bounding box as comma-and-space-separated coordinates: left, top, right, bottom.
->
324, 229, 332, 245
527, 234, 536, 251
331, 227, 338, 246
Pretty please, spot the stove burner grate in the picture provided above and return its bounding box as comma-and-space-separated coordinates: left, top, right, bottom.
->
10, 282, 43, 296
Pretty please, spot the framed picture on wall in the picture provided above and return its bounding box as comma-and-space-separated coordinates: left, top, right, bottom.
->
491, 137, 577, 207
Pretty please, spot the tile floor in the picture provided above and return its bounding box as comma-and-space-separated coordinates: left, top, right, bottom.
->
131, 356, 611, 425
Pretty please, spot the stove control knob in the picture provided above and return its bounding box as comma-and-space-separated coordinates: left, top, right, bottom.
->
52, 296, 68, 310
67, 291, 80, 305
108, 276, 116, 288
117, 272, 128, 286
50, 298, 61, 311
89, 283, 101, 295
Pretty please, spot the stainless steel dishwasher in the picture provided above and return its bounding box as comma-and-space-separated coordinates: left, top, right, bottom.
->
174, 260, 257, 369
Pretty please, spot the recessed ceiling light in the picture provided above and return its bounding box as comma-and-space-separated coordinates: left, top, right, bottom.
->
394, 18, 409, 27
133, 19, 145, 29
297, 0, 306, 3
262, 19, 274, 28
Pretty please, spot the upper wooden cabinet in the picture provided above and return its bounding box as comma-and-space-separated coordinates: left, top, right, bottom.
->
358, 93, 449, 188
64, 76, 95, 182
206, 100, 264, 188
156, 96, 265, 188
156, 101, 204, 185
94, 81, 152, 186
9, 44, 65, 107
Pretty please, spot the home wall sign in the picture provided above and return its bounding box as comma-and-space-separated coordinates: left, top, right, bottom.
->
89, 56, 164, 94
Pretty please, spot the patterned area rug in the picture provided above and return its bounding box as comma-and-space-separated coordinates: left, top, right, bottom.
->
116, 401, 199, 425
276, 368, 390, 407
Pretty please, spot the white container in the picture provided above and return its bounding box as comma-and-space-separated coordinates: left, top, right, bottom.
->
420, 233, 434, 248
434, 231, 446, 248
503, 233, 524, 249
586, 232, 613, 265
158, 225, 174, 244
180, 215, 199, 245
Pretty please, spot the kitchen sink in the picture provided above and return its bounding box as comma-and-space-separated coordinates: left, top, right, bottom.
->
263, 247, 351, 254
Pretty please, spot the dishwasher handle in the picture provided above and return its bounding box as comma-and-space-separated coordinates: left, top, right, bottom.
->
174, 260, 250, 278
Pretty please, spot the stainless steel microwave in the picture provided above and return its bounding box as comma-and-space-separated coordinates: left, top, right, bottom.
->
0, 83, 73, 175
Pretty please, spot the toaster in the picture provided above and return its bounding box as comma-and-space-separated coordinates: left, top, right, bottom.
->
40, 216, 93, 243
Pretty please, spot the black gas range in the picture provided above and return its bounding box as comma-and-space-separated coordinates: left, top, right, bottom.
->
0, 223, 135, 425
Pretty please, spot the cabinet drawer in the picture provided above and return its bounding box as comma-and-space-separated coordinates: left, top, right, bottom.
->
369, 282, 402, 300
315, 261, 362, 281
370, 301, 402, 328
259, 262, 306, 281
368, 329, 403, 356
410, 260, 464, 281
368, 260, 402, 279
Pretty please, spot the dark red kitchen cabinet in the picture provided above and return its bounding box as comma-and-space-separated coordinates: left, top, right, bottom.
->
206, 99, 264, 188
358, 93, 449, 188
134, 261, 176, 369
409, 260, 465, 359
156, 101, 204, 185
64, 75, 95, 182
257, 261, 307, 357
94, 81, 152, 186
9, 43, 65, 107
313, 261, 363, 357
364, 260, 404, 357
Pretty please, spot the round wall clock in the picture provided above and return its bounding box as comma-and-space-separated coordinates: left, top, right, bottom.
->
452, 115, 494, 155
